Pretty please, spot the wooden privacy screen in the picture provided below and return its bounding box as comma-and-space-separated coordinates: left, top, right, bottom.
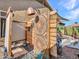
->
4, 8, 58, 58
32, 12, 57, 58
32, 14, 49, 57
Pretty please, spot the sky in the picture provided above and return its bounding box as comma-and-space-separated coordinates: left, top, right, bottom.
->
48, 0, 79, 26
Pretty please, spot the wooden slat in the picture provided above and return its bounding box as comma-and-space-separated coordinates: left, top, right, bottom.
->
50, 41, 56, 47
49, 20, 57, 23
0, 38, 4, 47
50, 37, 56, 40
12, 43, 24, 48
50, 28, 56, 33
50, 40, 56, 44
48, 12, 50, 59
49, 24, 57, 27
12, 47, 28, 58
50, 33, 56, 37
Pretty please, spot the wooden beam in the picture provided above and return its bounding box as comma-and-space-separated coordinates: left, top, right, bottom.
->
4, 7, 13, 57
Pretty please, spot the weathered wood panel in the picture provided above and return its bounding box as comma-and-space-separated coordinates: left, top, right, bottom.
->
49, 13, 57, 57
32, 12, 49, 59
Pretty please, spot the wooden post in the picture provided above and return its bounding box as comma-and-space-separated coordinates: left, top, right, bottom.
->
49, 11, 57, 57
4, 7, 13, 57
